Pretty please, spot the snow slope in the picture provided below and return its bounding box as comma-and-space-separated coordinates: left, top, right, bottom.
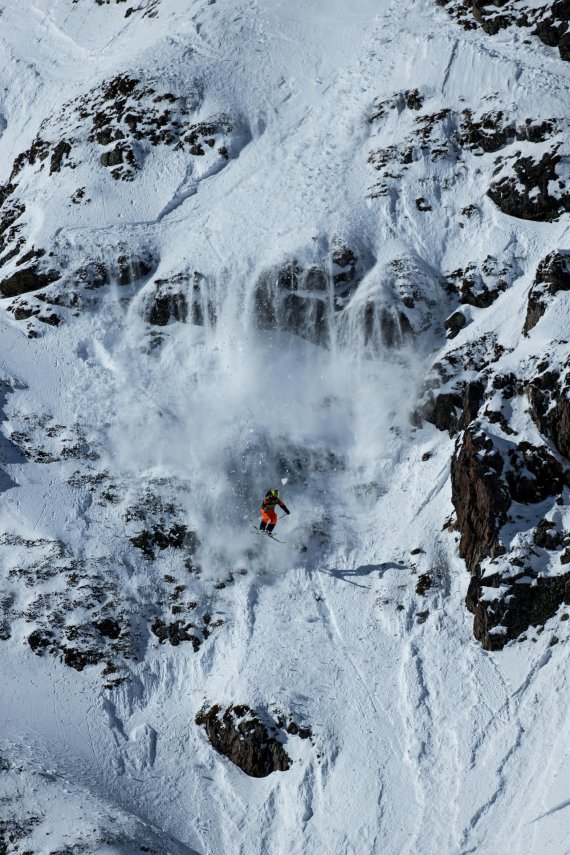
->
0, 0, 570, 853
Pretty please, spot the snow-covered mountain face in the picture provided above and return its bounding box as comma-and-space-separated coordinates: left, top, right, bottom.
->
1, 1, 570, 853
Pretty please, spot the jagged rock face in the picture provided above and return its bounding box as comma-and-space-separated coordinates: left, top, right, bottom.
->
467, 571, 570, 651
488, 150, 570, 222
528, 366, 570, 459
0, 266, 60, 298
0, 69, 246, 307
451, 431, 568, 559
451, 422, 570, 647
143, 271, 216, 328
252, 248, 440, 351
451, 429, 511, 573
368, 91, 567, 225
423, 380, 485, 435
505, 442, 567, 503
253, 250, 359, 349
195, 705, 296, 777
523, 251, 570, 333
438, 0, 570, 61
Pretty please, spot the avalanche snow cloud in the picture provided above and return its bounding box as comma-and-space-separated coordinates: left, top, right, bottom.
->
0, 0, 569, 853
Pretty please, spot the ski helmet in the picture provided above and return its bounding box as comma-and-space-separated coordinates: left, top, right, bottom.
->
271, 489, 279, 497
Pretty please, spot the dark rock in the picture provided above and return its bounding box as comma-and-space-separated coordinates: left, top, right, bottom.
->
254, 249, 367, 349
15, 247, 46, 267
38, 313, 61, 326
444, 310, 467, 339
488, 150, 570, 222
331, 244, 357, 284
534, 19, 565, 47
505, 442, 566, 503
404, 89, 424, 110
131, 523, 189, 558
460, 278, 504, 308
62, 646, 102, 671
195, 704, 292, 777
416, 574, 433, 595
423, 392, 462, 435
485, 409, 517, 436
145, 288, 188, 326
459, 380, 485, 428
534, 520, 563, 550
515, 119, 557, 144
377, 307, 414, 348
100, 145, 125, 167
559, 31, 570, 60
151, 619, 200, 648
94, 618, 121, 639
523, 251, 570, 334
28, 629, 53, 655
467, 570, 570, 650
0, 267, 60, 298
527, 371, 570, 457
451, 428, 511, 573
50, 140, 72, 174
459, 108, 515, 153
415, 197, 432, 212
116, 253, 156, 286
75, 260, 109, 289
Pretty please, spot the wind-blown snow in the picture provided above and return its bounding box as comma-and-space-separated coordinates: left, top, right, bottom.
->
1, 0, 570, 853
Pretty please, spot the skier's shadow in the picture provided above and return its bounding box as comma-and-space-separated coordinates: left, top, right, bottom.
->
318, 562, 407, 588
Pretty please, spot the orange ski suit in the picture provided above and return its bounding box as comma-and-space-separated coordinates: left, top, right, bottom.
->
260, 492, 289, 526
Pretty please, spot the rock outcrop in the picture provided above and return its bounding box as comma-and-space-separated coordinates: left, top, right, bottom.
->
528, 366, 570, 459
438, 0, 570, 63
467, 570, 570, 651
523, 251, 570, 333
451, 428, 511, 573
195, 704, 296, 777
488, 150, 570, 222
451, 419, 570, 648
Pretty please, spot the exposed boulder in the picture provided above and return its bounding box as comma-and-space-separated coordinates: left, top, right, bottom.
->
451, 428, 511, 573
142, 271, 217, 328
527, 366, 570, 459
505, 441, 567, 503
423, 379, 486, 435
151, 619, 201, 649
130, 523, 190, 559
488, 149, 570, 222
75, 249, 158, 290
534, 520, 563, 550
145, 287, 188, 326
423, 392, 463, 435
439, 0, 570, 61
523, 251, 570, 334
459, 379, 486, 428
195, 704, 293, 777
253, 244, 369, 349
467, 571, 570, 650
0, 266, 60, 298
444, 310, 466, 339
452, 421, 570, 648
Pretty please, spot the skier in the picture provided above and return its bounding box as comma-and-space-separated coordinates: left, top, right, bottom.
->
259, 488, 290, 535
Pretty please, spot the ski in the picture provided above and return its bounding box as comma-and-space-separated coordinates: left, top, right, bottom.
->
250, 525, 286, 543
